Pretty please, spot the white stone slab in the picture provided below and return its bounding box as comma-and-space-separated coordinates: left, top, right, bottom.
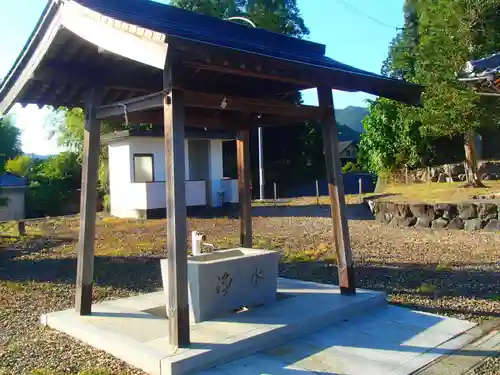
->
41, 278, 476, 375
210, 304, 477, 375
42, 278, 385, 375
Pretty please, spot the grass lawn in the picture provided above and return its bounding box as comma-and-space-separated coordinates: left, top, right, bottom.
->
373, 180, 500, 203
1, 203, 499, 374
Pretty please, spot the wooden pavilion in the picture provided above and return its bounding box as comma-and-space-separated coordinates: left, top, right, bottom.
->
0, 0, 422, 349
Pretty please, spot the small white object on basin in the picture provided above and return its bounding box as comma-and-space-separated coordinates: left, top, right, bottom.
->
161, 248, 280, 322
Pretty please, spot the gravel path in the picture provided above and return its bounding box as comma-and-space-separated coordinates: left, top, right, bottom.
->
0, 209, 499, 374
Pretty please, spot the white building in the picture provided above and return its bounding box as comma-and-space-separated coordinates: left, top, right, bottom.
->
102, 129, 239, 219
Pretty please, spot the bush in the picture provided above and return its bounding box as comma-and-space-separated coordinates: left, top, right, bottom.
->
4, 155, 32, 176
103, 194, 111, 213
25, 152, 82, 218
342, 161, 363, 173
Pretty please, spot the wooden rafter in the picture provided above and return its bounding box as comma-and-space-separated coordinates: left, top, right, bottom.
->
33, 62, 160, 93
184, 60, 313, 87
171, 37, 316, 88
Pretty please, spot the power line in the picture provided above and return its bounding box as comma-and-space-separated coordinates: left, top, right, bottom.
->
333, 0, 403, 31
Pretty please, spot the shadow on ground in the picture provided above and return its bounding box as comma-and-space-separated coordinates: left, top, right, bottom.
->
188, 203, 374, 220
1, 250, 499, 318
0, 235, 75, 261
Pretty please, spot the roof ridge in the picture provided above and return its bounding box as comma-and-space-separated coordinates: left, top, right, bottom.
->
74, 0, 327, 57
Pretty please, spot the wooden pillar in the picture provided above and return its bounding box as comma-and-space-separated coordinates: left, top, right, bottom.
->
317, 86, 356, 295
75, 87, 101, 315
164, 55, 190, 347
237, 128, 252, 248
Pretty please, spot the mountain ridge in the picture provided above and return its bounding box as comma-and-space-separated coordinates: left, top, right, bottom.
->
335, 106, 369, 135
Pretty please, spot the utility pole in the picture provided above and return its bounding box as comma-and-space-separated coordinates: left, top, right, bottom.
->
258, 127, 264, 200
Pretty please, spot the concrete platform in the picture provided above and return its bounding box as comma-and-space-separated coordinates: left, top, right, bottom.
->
41, 278, 476, 375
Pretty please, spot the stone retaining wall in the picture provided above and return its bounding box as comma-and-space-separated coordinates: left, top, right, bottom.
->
391, 161, 500, 184
368, 200, 500, 231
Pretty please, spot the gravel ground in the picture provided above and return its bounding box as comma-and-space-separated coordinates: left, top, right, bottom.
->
0, 206, 499, 375
472, 356, 500, 375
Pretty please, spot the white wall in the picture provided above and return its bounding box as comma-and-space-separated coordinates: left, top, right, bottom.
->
108, 141, 135, 218
108, 136, 235, 219
221, 179, 239, 203
185, 181, 207, 206
129, 138, 168, 181
0, 188, 25, 221
209, 140, 224, 207
144, 181, 207, 209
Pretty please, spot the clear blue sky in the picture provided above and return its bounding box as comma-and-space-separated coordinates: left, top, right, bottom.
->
0, 0, 405, 155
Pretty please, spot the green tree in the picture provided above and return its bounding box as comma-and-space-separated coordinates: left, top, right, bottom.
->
0, 115, 22, 208
362, 0, 425, 174
382, 0, 419, 81
363, 0, 500, 184
4, 155, 32, 176
0, 115, 22, 170
414, 0, 500, 186
359, 98, 428, 174
27, 152, 82, 217
47, 108, 122, 160
170, 0, 243, 18
171, 0, 309, 37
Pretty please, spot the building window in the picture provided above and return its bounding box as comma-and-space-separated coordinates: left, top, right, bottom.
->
133, 154, 154, 182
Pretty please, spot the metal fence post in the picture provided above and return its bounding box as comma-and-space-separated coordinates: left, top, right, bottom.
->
316, 180, 320, 205
273, 182, 277, 207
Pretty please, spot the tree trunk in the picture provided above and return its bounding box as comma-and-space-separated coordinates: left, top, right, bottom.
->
463, 129, 484, 187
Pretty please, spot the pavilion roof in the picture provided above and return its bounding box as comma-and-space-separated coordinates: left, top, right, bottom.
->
0, 0, 422, 114
458, 53, 500, 96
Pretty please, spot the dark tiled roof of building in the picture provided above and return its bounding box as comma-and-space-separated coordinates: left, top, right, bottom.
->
73, 0, 422, 104
338, 141, 356, 154
0, 172, 28, 187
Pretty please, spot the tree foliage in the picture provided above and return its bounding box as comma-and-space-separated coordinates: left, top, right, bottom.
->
361, 0, 500, 182
27, 152, 82, 217
170, 0, 309, 37
4, 155, 32, 177
415, 0, 500, 138
359, 98, 428, 173
0, 115, 22, 171
0, 115, 22, 208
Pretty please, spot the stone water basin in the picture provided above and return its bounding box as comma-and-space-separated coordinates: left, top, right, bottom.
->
161, 248, 280, 322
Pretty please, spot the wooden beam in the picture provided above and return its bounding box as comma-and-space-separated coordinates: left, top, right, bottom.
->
237, 127, 252, 248
97, 92, 164, 119
175, 40, 316, 88
163, 54, 190, 348
186, 60, 313, 87
97, 90, 321, 121
75, 86, 101, 315
317, 86, 356, 295
104, 108, 310, 129
184, 92, 322, 119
